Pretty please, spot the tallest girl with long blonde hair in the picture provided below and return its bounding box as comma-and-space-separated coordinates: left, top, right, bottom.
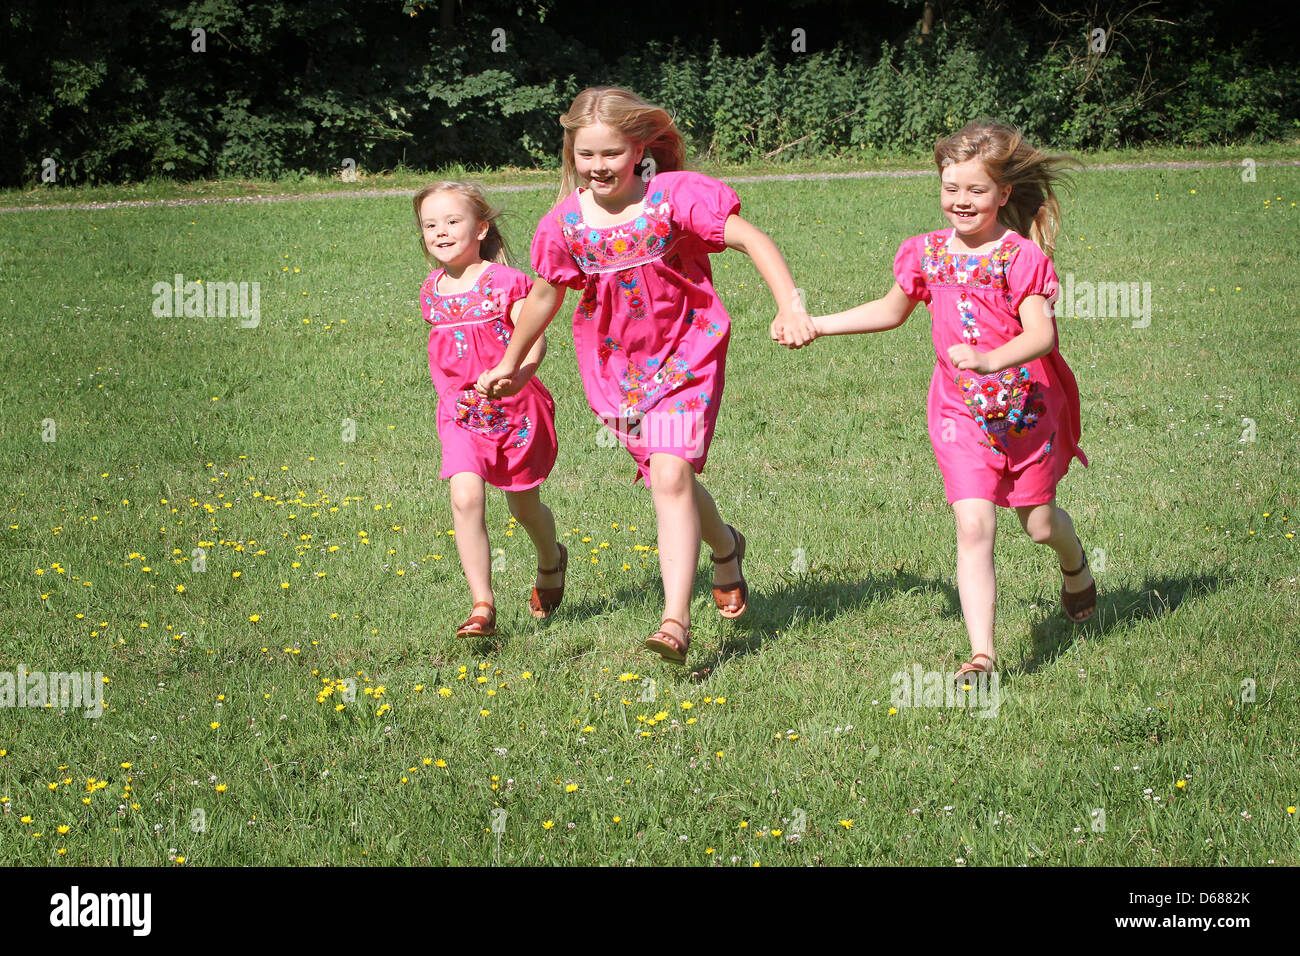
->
479, 86, 813, 666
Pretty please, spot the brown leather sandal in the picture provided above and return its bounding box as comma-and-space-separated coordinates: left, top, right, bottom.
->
644, 617, 691, 665
954, 653, 996, 689
529, 542, 567, 619
456, 601, 496, 638
1060, 537, 1096, 623
711, 525, 748, 619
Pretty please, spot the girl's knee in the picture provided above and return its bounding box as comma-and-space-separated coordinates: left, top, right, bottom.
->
1025, 519, 1055, 545
953, 511, 995, 548
1019, 505, 1059, 544
649, 456, 693, 499
449, 482, 484, 515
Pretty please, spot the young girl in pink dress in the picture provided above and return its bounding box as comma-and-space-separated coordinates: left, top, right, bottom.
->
477, 87, 813, 666
415, 181, 565, 639
779, 120, 1095, 682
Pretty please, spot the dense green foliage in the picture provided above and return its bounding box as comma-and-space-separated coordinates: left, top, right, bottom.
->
2, 0, 1298, 185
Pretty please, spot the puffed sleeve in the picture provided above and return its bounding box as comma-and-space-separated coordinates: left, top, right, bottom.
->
530, 207, 585, 290
419, 272, 437, 324
662, 171, 740, 252
892, 234, 930, 303
1006, 236, 1059, 312
499, 265, 533, 306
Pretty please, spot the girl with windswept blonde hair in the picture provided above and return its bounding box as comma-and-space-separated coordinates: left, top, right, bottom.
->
784, 119, 1094, 684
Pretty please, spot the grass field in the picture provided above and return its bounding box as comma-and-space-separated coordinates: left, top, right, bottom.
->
1, 156, 1297, 866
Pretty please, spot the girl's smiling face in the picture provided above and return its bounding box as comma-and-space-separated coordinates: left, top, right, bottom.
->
418, 190, 488, 270
572, 122, 645, 210
941, 157, 1012, 246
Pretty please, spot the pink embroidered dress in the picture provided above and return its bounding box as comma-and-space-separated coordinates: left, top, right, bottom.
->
894, 229, 1087, 507
421, 263, 557, 491
530, 170, 740, 486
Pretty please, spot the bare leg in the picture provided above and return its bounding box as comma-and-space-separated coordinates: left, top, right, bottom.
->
952, 498, 997, 665
504, 486, 562, 588
649, 454, 703, 630
449, 472, 493, 608
692, 478, 739, 592
1016, 497, 1094, 595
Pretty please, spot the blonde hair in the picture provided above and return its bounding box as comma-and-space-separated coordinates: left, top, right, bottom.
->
411, 181, 510, 267
556, 86, 687, 204
934, 120, 1080, 258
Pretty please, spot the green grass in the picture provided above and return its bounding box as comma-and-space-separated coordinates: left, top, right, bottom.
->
0, 160, 1297, 866
2, 140, 1296, 208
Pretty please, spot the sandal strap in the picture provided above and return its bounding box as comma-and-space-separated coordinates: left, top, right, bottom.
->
710, 526, 739, 564
1060, 537, 1088, 577
537, 542, 566, 575
658, 617, 689, 637
470, 601, 495, 615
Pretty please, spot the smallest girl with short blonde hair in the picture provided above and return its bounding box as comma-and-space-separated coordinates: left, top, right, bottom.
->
414, 181, 566, 639
784, 120, 1094, 682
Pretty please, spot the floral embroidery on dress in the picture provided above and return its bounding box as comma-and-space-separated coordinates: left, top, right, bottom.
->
957, 295, 979, 345
453, 328, 467, 358
954, 366, 1043, 454
618, 355, 694, 414
668, 392, 710, 414
423, 268, 510, 334
455, 389, 512, 437
577, 282, 598, 321
597, 336, 620, 366
560, 189, 673, 275
922, 233, 1017, 307
1031, 432, 1056, 465
512, 415, 532, 449
618, 270, 647, 320
490, 319, 511, 348
687, 308, 722, 337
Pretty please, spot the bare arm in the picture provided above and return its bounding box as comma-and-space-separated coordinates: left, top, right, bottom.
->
723, 214, 817, 347
477, 278, 565, 395
948, 295, 1055, 373
811, 283, 918, 338
488, 300, 549, 398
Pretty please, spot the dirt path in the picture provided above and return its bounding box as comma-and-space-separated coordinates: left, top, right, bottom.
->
2, 159, 1295, 214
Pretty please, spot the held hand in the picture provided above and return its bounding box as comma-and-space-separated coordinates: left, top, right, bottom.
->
947, 343, 993, 373
490, 370, 530, 398
476, 362, 515, 397
776, 309, 818, 349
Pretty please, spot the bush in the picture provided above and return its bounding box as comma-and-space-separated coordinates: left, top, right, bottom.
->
1, 0, 1296, 186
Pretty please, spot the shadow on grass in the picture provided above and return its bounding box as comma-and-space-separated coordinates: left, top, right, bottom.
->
460, 562, 965, 670
687, 566, 964, 674
1015, 572, 1225, 678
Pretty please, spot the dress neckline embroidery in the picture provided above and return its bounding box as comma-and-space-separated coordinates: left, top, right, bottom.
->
574, 176, 655, 230
940, 229, 1011, 257
433, 262, 494, 297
